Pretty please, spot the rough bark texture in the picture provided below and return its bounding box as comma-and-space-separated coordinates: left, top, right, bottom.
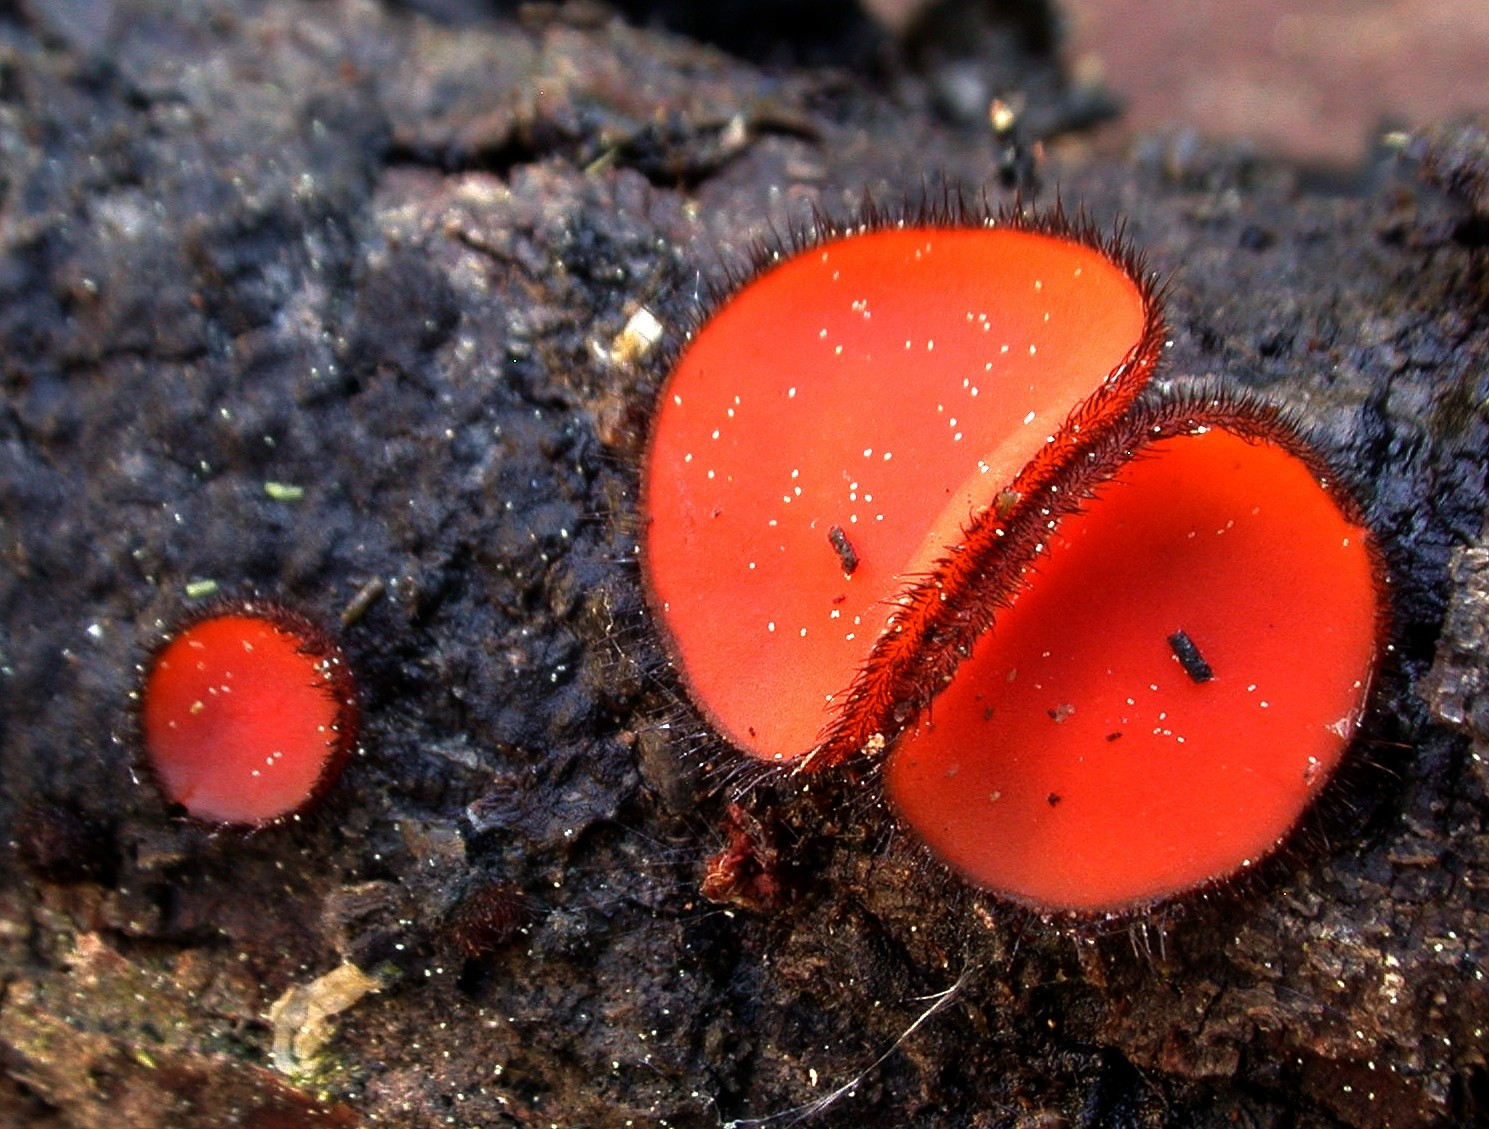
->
2, 3, 1488, 1128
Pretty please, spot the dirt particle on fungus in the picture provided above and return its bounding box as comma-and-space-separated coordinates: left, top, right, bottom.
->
1168, 628, 1216, 683
828, 523, 860, 574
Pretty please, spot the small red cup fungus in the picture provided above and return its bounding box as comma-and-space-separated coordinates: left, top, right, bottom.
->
883, 401, 1386, 913
139, 599, 358, 825
641, 208, 1163, 764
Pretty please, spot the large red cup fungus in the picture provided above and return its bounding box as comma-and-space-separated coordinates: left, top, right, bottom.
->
883, 402, 1385, 913
641, 210, 1163, 764
641, 203, 1388, 915
139, 600, 358, 825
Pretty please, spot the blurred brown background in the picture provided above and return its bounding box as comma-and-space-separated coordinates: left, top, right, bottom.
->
868, 0, 1489, 166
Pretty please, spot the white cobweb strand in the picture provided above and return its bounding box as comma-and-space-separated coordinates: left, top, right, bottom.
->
722, 964, 979, 1129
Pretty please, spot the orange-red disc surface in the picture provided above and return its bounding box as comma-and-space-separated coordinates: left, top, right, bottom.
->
642, 225, 1153, 762
142, 610, 355, 824
884, 427, 1382, 913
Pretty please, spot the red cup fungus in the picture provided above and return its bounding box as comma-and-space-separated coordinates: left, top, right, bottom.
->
639, 201, 1388, 915
641, 208, 1164, 765
883, 400, 1385, 913
139, 599, 358, 825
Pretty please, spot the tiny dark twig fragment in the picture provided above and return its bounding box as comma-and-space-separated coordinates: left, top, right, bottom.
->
1168, 630, 1215, 683
828, 524, 859, 574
